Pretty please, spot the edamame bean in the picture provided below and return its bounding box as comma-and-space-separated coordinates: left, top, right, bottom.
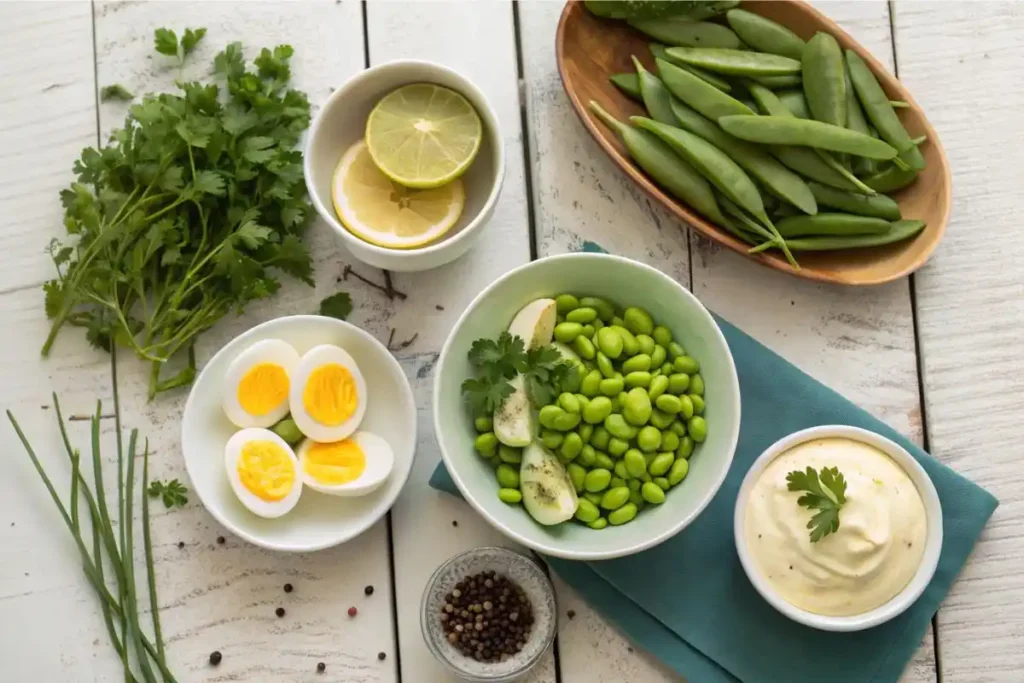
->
667, 373, 690, 395
584, 491, 604, 506
624, 449, 648, 478
652, 326, 672, 346
575, 393, 590, 414
574, 335, 596, 360
630, 490, 646, 510
687, 416, 708, 443
474, 432, 498, 455
561, 432, 584, 460
668, 458, 690, 486
636, 334, 655, 356
627, 479, 641, 493
538, 405, 564, 430
613, 460, 629, 480
611, 326, 641, 356
650, 408, 675, 430
580, 324, 595, 339
673, 393, 692, 420
669, 419, 686, 436
499, 488, 523, 504
661, 431, 680, 452
641, 481, 666, 504
599, 377, 625, 396
577, 444, 597, 467
595, 453, 616, 470
496, 464, 519, 489
553, 411, 581, 431
610, 315, 625, 327
654, 476, 671, 491
637, 425, 662, 453
596, 327, 624, 360
554, 322, 584, 343
592, 318, 605, 332
648, 374, 669, 401
607, 437, 629, 457
584, 468, 612, 493
608, 503, 638, 526
610, 476, 626, 490
271, 417, 304, 445
655, 393, 683, 414
556, 294, 579, 313
540, 430, 563, 450
608, 392, 622, 413
623, 307, 654, 336
650, 344, 667, 369
846, 50, 925, 171
567, 463, 587, 493
558, 392, 581, 414
596, 352, 616, 378
582, 396, 612, 424
579, 296, 615, 322
667, 342, 686, 359
677, 436, 695, 460
623, 387, 652, 426
566, 307, 597, 324
487, 455, 502, 469
588, 517, 609, 530
604, 414, 634, 440
622, 354, 652, 374
600, 486, 630, 510
660, 362, 674, 375
577, 423, 594, 444
725, 9, 805, 60
689, 394, 705, 415
674, 356, 700, 374
624, 371, 652, 389
690, 374, 705, 396
499, 445, 523, 464
473, 416, 493, 433
648, 451, 675, 477
575, 498, 600, 523
718, 115, 898, 160
581, 369, 602, 397
590, 426, 610, 451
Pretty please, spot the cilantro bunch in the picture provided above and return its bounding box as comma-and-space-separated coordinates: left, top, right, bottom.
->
42, 28, 315, 398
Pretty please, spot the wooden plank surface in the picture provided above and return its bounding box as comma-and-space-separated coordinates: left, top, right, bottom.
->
894, 3, 1024, 681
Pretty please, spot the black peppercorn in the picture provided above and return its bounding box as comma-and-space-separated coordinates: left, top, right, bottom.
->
377, 651, 386, 661
209, 651, 222, 666
177, 541, 184, 549
275, 607, 285, 618
283, 583, 293, 593
316, 661, 326, 673
439, 570, 534, 663
364, 585, 374, 596
217, 536, 225, 544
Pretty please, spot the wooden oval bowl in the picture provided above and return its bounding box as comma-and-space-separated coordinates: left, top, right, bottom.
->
556, 0, 951, 286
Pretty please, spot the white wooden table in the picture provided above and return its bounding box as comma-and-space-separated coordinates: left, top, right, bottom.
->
1, 2, 1020, 681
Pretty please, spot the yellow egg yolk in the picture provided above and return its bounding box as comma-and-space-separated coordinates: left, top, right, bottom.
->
303, 439, 366, 486
237, 440, 295, 501
237, 363, 289, 416
302, 363, 359, 426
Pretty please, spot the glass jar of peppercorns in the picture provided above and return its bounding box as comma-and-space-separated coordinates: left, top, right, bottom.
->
420, 547, 556, 681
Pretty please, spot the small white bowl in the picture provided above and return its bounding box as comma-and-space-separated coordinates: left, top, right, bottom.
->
181, 315, 416, 552
304, 60, 505, 272
734, 425, 943, 632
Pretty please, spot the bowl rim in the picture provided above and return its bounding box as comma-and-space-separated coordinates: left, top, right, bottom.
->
303, 58, 506, 259
180, 314, 417, 553
733, 424, 944, 631
433, 252, 741, 560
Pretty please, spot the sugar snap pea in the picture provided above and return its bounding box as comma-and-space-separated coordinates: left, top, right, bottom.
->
589, 101, 726, 224
650, 43, 733, 92
802, 32, 846, 128
808, 182, 900, 220
751, 73, 802, 89
843, 65, 876, 177
668, 98, 817, 215
773, 213, 891, 238
781, 219, 925, 251
630, 17, 743, 49
845, 50, 926, 171
725, 9, 805, 59
609, 73, 643, 102
718, 115, 899, 159
655, 58, 753, 120
776, 89, 810, 119
863, 164, 919, 193
666, 47, 802, 76
633, 56, 676, 126
717, 195, 797, 266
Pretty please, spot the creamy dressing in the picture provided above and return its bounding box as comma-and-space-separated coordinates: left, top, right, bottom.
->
744, 437, 927, 616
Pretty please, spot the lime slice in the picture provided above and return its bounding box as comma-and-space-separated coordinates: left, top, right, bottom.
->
365, 83, 483, 189
331, 140, 465, 249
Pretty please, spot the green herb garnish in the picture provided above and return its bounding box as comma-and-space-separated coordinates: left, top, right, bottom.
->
522, 345, 580, 407
319, 292, 353, 321
147, 479, 189, 509
100, 84, 134, 102
154, 26, 206, 63
786, 466, 847, 542
461, 332, 578, 414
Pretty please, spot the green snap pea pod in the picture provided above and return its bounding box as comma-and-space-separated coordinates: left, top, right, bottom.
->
608, 503, 638, 526
863, 164, 919, 193
715, 214, 757, 246
718, 195, 778, 244
588, 102, 726, 225
843, 65, 876, 177
725, 9, 805, 59
718, 115, 898, 160
781, 219, 926, 251
773, 213, 891, 238
845, 50, 926, 171
630, 17, 743, 49
776, 89, 810, 119
667, 99, 817, 216
655, 58, 753, 120
632, 56, 676, 126
665, 47, 802, 76
808, 182, 901, 220
498, 488, 522, 504
631, 116, 768, 228
890, 100, 910, 108
802, 32, 846, 128
609, 73, 643, 102
752, 74, 803, 89
650, 43, 733, 92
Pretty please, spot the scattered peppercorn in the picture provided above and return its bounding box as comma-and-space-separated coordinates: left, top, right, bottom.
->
348, 606, 358, 617
284, 583, 293, 593
275, 607, 285, 618
452, 520, 458, 527
316, 661, 326, 673
440, 569, 533, 663
217, 536, 225, 544
377, 652, 386, 661
177, 541, 184, 549
364, 585, 374, 596
209, 651, 222, 666
567, 609, 576, 620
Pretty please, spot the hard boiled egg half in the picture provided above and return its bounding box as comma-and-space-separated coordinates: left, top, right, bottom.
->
297, 431, 394, 497
222, 339, 301, 428
289, 345, 368, 442
225, 428, 302, 518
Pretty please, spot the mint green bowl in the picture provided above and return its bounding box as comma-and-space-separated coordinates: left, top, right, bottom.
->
434, 253, 741, 560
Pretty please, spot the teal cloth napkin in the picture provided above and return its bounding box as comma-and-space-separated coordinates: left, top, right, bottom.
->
429, 244, 998, 683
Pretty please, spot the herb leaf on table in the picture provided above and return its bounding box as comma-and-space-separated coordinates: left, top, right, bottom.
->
148, 479, 189, 509
319, 292, 353, 321
786, 466, 847, 542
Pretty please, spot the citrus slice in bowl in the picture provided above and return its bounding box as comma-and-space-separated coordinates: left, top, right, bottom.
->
331, 140, 465, 249
365, 83, 483, 189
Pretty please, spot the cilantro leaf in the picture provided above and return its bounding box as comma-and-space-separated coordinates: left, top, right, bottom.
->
786, 466, 848, 542
147, 479, 189, 509
181, 27, 207, 56
522, 345, 579, 407
319, 292, 353, 321
100, 84, 134, 101
154, 28, 178, 57
461, 376, 515, 416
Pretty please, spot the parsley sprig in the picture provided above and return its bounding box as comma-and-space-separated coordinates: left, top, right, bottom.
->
42, 28, 315, 398
786, 466, 848, 542
461, 333, 579, 414
148, 479, 189, 509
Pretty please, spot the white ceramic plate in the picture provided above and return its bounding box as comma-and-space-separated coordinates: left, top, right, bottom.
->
181, 315, 416, 552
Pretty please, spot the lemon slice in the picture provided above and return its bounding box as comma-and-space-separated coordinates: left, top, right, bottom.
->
365, 83, 483, 189
331, 140, 465, 249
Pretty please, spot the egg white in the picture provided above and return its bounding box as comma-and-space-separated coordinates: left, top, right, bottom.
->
224, 428, 303, 518
289, 345, 368, 442
222, 339, 301, 428
297, 431, 394, 497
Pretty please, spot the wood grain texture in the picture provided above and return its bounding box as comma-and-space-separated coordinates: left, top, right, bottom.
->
894, 3, 1024, 681
556, 0, 951, 285
362, 2, 551, 681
